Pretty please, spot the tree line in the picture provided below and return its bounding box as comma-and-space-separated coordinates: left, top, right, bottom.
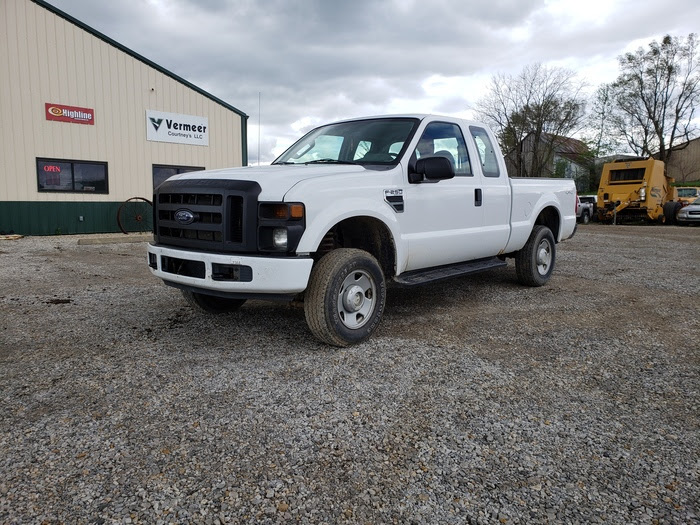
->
475, 33, 699, 186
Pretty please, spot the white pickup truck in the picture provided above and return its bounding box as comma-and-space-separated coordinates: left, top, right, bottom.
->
147, 115, 577, 346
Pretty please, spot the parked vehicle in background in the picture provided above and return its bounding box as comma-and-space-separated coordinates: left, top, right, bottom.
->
576, 195, 596, 224
676, 187, 700, 206
676, 197, 700, 225
147, 114, 577, 346
596, 158, 681, 224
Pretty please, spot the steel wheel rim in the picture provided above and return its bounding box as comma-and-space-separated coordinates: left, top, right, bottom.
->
536, 239, 552, 275
337, 270, 376, 329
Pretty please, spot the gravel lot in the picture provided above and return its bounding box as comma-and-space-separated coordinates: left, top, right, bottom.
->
1, 224, 698, 524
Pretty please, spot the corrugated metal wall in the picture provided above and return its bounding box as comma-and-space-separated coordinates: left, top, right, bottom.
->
0, 0, 247, 234
666, 138, 700, 183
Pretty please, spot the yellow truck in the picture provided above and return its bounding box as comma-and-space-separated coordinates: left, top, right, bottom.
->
596, 158, 681, 224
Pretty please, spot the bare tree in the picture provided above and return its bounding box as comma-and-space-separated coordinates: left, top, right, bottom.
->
609, 33, 700, 161
475, 63, 586, 177
585, 84, 622, 157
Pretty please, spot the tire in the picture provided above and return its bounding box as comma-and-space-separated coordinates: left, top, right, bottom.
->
663, 201, 682, 225
304, 249, 386, 347
672, 202, 682, 224
515, 225, 556, 287
181, 290, 246, 314
581, 210, 590, 224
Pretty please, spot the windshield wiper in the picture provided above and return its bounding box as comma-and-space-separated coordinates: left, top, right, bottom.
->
304, 159, 358, 165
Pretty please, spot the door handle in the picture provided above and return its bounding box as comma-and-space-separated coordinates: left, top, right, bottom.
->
475, 188, 482, 207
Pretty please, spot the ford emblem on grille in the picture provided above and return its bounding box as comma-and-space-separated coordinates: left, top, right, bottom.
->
174, 209, 196, 225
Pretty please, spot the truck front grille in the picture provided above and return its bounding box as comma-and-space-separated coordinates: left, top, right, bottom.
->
153, 179, 261, 253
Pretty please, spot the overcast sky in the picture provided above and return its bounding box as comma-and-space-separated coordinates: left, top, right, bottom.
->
47, 0, 699, 164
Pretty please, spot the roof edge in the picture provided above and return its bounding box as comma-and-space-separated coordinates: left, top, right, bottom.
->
34, 0, 248, 120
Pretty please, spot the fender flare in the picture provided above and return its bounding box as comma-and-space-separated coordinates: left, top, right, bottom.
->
296, 199, 406, 271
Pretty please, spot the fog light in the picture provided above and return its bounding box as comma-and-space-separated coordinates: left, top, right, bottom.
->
272, 228, 288, 249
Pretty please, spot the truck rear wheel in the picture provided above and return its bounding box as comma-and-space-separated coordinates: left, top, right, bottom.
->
515, 225, 556, 287
181, 290, 246, 313
304, 249, 386, 347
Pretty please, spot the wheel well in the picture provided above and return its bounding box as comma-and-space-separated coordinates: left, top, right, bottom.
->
535, 206, 561, 241
313, 217, 396, 277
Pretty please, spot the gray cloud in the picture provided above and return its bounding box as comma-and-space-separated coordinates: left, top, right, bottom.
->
48, 0, 700, 163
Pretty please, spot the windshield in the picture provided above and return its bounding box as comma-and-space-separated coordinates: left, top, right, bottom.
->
273, 118, 420, 165
677, 187, 699, 197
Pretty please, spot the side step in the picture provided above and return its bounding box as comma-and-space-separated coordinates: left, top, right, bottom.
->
393, 257, 507, 286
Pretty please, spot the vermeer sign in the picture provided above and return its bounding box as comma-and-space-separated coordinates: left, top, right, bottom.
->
45, 103, 94, 125
146, 110, 209, 146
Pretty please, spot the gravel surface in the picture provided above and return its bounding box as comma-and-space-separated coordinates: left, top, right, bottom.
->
1, 224, 698, 524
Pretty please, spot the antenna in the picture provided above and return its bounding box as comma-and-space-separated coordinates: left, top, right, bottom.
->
258, 92, 261, 166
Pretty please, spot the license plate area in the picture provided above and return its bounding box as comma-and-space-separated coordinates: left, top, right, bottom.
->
161, 255, 205, 279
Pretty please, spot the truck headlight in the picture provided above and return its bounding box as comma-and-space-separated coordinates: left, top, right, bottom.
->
258, 202, 305, 252
639, 188, 646, 201
272, 228, 288, 249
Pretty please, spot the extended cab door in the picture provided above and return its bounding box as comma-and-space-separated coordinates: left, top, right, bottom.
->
401, 120, 498, 271
467, 125, 511, 254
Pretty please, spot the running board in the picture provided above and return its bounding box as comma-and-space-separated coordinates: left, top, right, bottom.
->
393, 257, 507, 286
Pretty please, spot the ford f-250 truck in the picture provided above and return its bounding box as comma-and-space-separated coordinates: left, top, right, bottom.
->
147, 115, 577, 346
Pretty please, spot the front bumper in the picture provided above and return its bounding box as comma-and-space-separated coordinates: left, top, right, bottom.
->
677, 211, 700, 223
147, 244, 314, 297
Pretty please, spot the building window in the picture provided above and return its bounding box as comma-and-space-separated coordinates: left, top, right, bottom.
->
153, 164, 205, 190
37, 158, 108, 193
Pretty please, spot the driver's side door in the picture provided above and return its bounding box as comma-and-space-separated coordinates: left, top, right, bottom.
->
400, 121, 485, 271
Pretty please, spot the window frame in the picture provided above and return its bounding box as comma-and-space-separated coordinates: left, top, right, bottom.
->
153, 164, 205, 190
37, 157, 109, 194
413, 121, 473, 177
469, 126, 501, 178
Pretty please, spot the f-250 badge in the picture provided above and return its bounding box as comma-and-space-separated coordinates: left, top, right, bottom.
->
384, 189, 404, 213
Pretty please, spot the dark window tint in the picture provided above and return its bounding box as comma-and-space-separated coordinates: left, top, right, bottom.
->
37, 159, 108, 193
609, 168, 644, 182
153, 165, 205, 190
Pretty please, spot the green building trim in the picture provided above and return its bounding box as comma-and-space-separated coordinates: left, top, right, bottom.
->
0, 201, 150, 236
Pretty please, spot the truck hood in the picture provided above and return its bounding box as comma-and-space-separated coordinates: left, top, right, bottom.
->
166, 164, 370, 201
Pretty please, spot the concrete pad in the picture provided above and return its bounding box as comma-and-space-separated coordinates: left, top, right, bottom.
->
77, 233, 153, 245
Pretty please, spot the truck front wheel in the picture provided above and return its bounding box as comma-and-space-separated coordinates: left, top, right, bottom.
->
181, 290, 246, 313
515, 225, 556, 287
304, 249, 386, 347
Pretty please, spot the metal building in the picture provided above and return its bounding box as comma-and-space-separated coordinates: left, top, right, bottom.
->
0, 0, 248, 235
665, 136, 700, 183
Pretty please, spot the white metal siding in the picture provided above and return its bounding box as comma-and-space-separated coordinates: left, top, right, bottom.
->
0, 0, 244, 203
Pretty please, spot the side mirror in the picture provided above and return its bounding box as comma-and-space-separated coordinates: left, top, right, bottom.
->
412, 156, 455, 182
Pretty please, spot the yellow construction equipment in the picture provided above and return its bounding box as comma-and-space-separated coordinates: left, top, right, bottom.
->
596, 158, 681, 224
